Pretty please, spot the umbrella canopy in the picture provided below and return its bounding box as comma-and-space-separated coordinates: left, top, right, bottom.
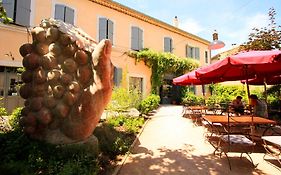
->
196, 50, 281, 82
173, 70, 217, 85
241, 75, 281, 85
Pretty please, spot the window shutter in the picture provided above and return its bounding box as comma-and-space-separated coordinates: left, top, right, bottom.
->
187, 47, 193, 58
15, 0, 31, 26
205, 51, 208, 63
195, 48, 200, 59
107, 19, 114, 44
99, 18, 107, 42
2, 0, 15, 20
138, 28, 143, 50
164, 37, 170, 52
131, 26, 138, 50
55, 4, 65, 21
65, 6, 74, 25
170, 38, 173, 53
113, 67, 122, 87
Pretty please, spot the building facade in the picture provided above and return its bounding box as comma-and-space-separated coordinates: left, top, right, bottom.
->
0, 0, 210, 112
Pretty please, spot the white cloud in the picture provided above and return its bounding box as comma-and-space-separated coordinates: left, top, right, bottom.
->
179, 18, 205, 35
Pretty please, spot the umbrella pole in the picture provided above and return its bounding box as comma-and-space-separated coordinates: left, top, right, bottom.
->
263, 77, 268, 104
246, 78, 250, 99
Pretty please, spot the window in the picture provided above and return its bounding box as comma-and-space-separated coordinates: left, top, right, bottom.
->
99, 17, 114, 44
129, 77, 143, 94
2, 0, 31, 26
164, 37, 173, 52
205, 51, 209, 63
131, 26, 143, 51
113, 67, 122, 87
186, 45, 200, 60
54, 4, 75, 25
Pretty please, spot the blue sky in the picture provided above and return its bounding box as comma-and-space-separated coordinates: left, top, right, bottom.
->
113, 0, 281, 56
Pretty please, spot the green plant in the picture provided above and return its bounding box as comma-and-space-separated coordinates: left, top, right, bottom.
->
0, 131, 99, 175
9, 107, 23, 131
138, 94, 160, 115
106, 87, 142, 111
0, 107, 7, 116
182, 92, 205, 106
128, 49, 199, 93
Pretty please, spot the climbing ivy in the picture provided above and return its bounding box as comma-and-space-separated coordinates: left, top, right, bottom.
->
128, 49, 199, 93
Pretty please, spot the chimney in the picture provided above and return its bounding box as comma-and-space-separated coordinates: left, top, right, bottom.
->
173, 16, 179, 28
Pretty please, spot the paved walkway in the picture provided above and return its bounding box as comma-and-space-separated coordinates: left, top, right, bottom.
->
117, 105, 281, 175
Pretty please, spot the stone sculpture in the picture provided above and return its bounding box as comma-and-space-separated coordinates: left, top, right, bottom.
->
18, 18, 113, 144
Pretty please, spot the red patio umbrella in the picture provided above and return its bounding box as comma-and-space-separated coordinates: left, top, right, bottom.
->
241, 75, 281, 85
173, 70, 217, 86
195, 50, 281, 96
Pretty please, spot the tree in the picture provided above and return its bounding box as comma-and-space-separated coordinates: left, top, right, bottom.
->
241, 7, 281, 51
0, 1, 12, 24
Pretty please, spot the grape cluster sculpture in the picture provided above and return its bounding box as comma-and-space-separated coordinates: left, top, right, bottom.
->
19, 19, 113, 144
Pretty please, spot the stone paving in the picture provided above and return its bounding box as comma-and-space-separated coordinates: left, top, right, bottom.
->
117, 105, 281, 175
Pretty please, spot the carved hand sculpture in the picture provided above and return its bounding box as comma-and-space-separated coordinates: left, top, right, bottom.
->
19, 19, 113, 144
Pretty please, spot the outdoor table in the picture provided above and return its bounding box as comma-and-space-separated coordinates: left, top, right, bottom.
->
186, 106, 208, 125
203, 115, 276, 126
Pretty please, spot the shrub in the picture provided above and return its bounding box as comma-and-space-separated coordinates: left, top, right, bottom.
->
106, 87, 142, 112
182, 92, 205, 106
9, 107, 23, 131
0, 131, 99, 175
0, 107, 8, 116
138, 94, 160, 115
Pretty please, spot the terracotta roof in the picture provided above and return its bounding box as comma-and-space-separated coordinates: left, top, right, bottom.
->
90, 0, 210, 45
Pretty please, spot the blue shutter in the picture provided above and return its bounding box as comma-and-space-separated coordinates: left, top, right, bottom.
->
54, 4, 65, 21
170, 38, 173, 53
164, 37, 169, 52
113, 67, 122, 87
131, 26, 138, 50
164, 37, 171, 52
138, 28, 143, 50
205, 51, 208, 63
188, 47, 193, 58
65, 6, 74, 25
99, 18, 107, 42
195, 48, 200, 60
107, 19, 114, 44
16, 0, 31, 26
2, 0, 15, 20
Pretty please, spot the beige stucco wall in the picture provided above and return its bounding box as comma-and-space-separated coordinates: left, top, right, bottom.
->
0, 0, 210, 101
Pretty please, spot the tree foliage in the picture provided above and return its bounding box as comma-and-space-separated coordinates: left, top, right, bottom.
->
241, 7, 281, 51
0, 1, 13, 24
128, 49, 199, 93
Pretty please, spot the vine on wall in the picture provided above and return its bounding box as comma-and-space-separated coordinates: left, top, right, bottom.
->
128, 49, 199, 93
